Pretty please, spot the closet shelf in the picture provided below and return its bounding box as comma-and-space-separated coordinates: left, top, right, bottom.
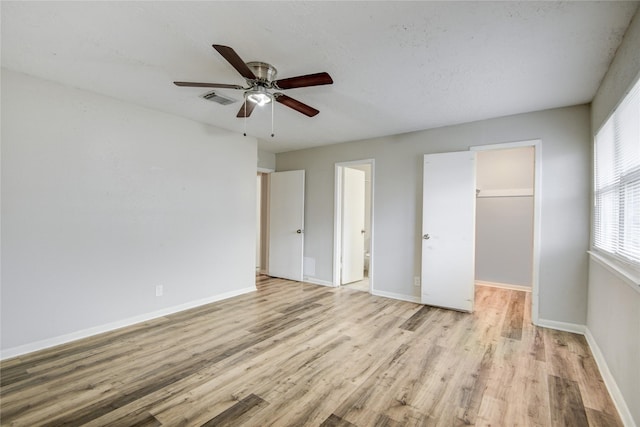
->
476, 188, 533, 198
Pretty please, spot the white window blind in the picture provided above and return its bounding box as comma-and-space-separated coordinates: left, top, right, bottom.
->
594, 77, 640, 267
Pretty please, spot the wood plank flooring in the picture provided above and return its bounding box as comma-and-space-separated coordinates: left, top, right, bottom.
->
0, 277, 622, 426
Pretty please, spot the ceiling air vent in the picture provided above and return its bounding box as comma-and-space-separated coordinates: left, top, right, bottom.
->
200, 91, 237, 105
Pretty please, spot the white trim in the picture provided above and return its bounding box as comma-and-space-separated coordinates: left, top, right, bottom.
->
372, 290, 422, 304
257, 167, 275, 173
584, 328, 637, 427
536, 318, 586, 335
470, 139, 541, 152
475, 281, 532, 292
303, 277, 335, 287
0, 286, 256, 361
588, 251, 640, 293
536, 316, 636, 426
470, 139, 542, 325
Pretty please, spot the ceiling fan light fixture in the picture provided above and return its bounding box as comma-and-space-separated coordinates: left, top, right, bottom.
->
246, 86, 273, 106
175, 44, 333, 121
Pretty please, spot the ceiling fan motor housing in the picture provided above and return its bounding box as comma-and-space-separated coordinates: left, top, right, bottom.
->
246, 61, 277, 84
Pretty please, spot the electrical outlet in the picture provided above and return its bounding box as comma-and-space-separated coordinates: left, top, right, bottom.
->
155, 285, 163, 297
414, 277, 421, 287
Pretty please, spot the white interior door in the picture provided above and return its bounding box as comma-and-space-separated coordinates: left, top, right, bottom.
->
341, 168, 365, 284
268, 170, 305, 281
421, 151, 476, 312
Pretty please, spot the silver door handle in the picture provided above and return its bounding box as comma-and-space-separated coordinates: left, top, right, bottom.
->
423, 234, 430, 240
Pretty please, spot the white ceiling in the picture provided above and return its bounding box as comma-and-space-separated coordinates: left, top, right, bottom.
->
2, 1, 638, 153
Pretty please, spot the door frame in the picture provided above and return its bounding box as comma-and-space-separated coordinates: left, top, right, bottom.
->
333, 159, 375, 290
471, 139, 542, 325
256, 168, 275, 274
257, 167, 274, 276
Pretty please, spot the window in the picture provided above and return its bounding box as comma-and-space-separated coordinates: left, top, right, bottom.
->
593, 77, 640, 272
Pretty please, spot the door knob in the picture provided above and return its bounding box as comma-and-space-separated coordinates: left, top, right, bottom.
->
423, 234, 430, 240
296, 229, 303, 234
361, 229, 366, 234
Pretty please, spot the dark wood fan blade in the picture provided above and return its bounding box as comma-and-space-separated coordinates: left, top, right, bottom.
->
274, 72, 333, 90
237, 100, 256, 118
274, 93, 319, 117
212, 45, 256, 80
174, 81, 244, 89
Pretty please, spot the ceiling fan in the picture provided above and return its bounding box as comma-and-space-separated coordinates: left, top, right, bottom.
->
174, 44, 333, 118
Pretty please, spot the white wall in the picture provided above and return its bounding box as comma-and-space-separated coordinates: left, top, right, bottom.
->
1, 70, 257, 356
277, 104, 591, 325
475, 147, 534, 287
587, 261, 640, 425
588, 7, 640, 426
476, 147, 534, 192
258, 148, 276, 171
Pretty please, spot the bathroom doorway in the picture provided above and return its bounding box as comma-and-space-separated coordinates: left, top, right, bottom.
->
334, 160, 374, 292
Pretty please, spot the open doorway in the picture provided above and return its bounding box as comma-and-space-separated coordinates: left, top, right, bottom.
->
334, 160, 374, 292
472, 140, 541, 324
256, 172, 270, 277
256, 170, 307, 282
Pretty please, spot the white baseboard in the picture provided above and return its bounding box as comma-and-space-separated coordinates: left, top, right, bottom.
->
371, 289, 421, 304
475, 280, 532, 292
537, 320, 635, 425
585, 328, 637, 427
303, 276, 335, 287
536, 318, 586, 334
0, 286, 256, 361
514, 318, 634, 426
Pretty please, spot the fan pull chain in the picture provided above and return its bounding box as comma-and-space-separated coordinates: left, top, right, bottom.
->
243, 102, 247, 137
271, 99, 275, 137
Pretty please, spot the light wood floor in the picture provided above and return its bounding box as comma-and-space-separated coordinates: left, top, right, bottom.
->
1, 277, 622, 426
